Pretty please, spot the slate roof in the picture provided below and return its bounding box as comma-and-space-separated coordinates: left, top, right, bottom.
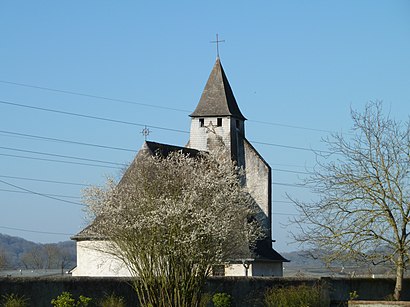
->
71, 222, 101, 241
190, 58, 246, 120
253, 238, 289, 262
142, 141, 200, 158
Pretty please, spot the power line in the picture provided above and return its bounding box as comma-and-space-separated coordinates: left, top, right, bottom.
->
0, 100, 332, 154
271, 168, 310, 175
0, 99, 189, 134
0, 146, 310, 175
0, 146, 127, 167
0, 179, 85, 207
0, 225, 73, 236
0, 153, 122, 169
0, 80, 191, 113
273, 200, 295, 204
252, 140, 331, 154
249, 119, 334, 134
272, 181, 309, 188
0, 79, 339, 134
0, 188, 81, 199
0, 127, 327, 157
0, 130, 136, 152
272, 211, 298, 216
0, 175, 91, 187
270, 162, 313, 169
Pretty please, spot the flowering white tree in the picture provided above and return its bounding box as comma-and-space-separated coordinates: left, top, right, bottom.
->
83, 146, 262, 307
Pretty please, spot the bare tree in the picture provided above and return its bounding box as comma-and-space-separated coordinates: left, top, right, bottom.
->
84, 146, 262, 307
0, 249, 9, 270
292, 102, 410, 300
20, 246, 45, 269
43, 244, 61, 269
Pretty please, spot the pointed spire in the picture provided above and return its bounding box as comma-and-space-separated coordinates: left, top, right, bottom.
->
190, 58, 246, 120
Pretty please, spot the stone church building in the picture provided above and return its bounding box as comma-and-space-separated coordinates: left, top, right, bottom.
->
71, 58, 288, 277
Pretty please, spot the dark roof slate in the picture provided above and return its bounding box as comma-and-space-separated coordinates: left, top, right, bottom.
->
190, 58, 246, 120
143, 141, 200, 157
253, 238, 289, 262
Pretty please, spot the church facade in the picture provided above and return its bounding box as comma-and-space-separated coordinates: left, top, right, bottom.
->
71, 58, 287, 277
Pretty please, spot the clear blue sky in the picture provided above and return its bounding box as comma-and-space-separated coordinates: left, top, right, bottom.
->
0, 1, 409, 252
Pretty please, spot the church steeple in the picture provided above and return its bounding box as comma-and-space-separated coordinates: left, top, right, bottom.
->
190, 58, 246, 120
188, 58, 246, 165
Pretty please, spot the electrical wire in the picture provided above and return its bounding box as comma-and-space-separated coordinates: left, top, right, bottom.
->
0, 146, 310, 175
0, 146, 127, 167
252, 140, 330, 154
271, 168, 310, 175
0, 130, 136, 152
0, 188, 81, 199
0, 99, 189, 134
0, 175, 91, 187
0, 80, 191, 113
272, 181, 309, 188
0, 127, 328, 156
0, 179, 85, 207
0, 225, 73, 236
0, 99, 334, 154
272, 211, 298, 216
273, 200, 296, 204
0, 153, 122, 169
249, 119, 335, 134
0, 79, 340, 134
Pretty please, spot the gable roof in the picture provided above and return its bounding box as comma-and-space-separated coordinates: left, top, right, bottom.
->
190, 58, 246, 120
72, 140, 287, 262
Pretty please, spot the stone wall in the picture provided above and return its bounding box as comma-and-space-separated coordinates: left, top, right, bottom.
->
0, 276, 409, 307
73, 241, 131, 277
243, 138, 271, 231
0, 276, 138, 307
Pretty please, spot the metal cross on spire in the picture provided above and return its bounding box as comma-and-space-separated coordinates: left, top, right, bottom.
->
141, 126, 151, 141
210, 33, 225, 58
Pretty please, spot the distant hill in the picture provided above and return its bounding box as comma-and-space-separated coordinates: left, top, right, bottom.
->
0, 233, 76, 270
280, 250, 394, 277
281, 250, 326, 267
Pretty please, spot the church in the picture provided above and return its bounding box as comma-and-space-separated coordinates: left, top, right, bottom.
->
71, 57, 288, 277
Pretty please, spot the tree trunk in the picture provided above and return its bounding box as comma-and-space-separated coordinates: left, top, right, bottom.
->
394, 260, 404, 301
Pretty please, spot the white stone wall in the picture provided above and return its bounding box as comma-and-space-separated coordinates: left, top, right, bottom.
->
243, 139, 271, 230
252, 262, 283, 277
72, 240, 131, 277
188, 117, 232, 151
224, 263, 250, 276
224, 262, 283, 277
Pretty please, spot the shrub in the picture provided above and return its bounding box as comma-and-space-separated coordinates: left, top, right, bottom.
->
212, 292, 232, 307
1, 293, 29, 307
349, 290, 359, 300
51, 292, 92, 307
264, 283, 325, 307
199, 293, 212, 307
98, 293, 125, 307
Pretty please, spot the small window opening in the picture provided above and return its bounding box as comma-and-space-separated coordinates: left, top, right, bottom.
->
217, 118, 222, 127
212, 264, 225, 276
199, 118, 204, 127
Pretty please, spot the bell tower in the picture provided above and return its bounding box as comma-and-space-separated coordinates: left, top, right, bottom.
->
187, 58, 289, 270
188, 58, 246, 167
